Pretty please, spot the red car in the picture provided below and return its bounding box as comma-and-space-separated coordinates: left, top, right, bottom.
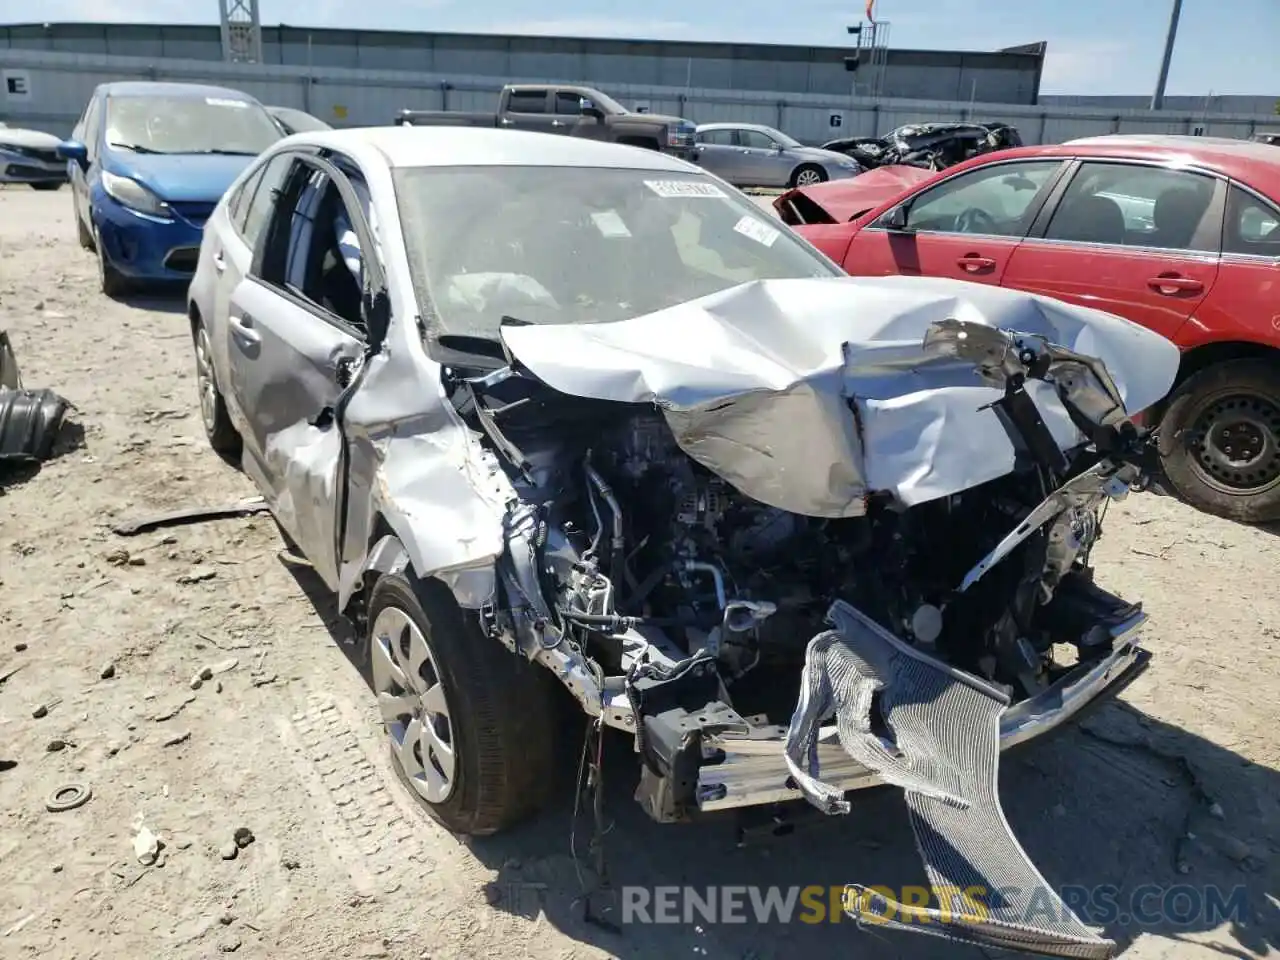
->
775, 135, 1280, 524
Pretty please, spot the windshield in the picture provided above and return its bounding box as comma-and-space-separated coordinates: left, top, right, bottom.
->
584, 89, 628, 115
104, 94, 282, 155
761, 127, 802, 149
394, 166, 841, 342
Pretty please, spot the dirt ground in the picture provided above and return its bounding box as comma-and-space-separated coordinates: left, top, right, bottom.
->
0, 183, 1277, 960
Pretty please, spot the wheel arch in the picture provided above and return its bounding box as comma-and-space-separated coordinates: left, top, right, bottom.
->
1148, 339, 1280, 422
338, 512, 498, 619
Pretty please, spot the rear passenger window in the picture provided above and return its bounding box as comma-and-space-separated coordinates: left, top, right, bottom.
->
1045, 162, 1217, 251
240, 154, 293, 249
228, 167, 265, 233
1224, 185, 1280, 256
506, 91, 547, 114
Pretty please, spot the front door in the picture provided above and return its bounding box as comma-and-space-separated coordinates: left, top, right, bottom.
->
1004, 159, 1223, 343
735, 129, 789, 187
841, 158, 1067, 285
223, 157, 372, 588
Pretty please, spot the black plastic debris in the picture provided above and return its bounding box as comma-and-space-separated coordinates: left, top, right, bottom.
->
0, 330, 72, 464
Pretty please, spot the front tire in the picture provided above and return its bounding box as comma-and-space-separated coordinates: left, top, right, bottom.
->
93, 226, 130, 299
76, 213, 94, 251
368, 573, 555, 836
193, 319, 242, 462
1157, 358, 1280, 523
30, 181, 62, 192
791, 164, 828, 188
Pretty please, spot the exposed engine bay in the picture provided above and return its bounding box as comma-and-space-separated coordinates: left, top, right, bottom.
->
446, 309, 1158, 816
435, 288, 1171, 958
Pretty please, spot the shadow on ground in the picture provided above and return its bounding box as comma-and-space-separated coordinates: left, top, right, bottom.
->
119, 285, 188, 315
281, 559, 1279, 960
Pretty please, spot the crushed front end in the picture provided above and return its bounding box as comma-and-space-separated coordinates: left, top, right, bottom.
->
445, 278, 1177, 960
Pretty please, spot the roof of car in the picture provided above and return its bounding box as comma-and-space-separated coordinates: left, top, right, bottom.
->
99, 81, 259, 101
696, 122, 780, 133
955, 134, 1280, 186
291, 126, 700, 172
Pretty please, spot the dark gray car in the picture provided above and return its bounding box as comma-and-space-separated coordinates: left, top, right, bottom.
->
694, 122, 863, 188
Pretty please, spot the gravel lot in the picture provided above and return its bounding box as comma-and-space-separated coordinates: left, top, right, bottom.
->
1, 184, 1277, 960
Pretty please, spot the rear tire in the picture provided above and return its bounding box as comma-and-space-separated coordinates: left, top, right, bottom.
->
192, 318, 242, 463
368, 573, 556, 836
1157, 358, 1280, 524
790, 164, 828, 188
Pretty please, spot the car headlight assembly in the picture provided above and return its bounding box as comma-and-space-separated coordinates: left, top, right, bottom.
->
101, 170, 171, 219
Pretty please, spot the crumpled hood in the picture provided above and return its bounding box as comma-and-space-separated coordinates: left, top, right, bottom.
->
105, 151, 256, 202
500, 275, 1180, 517
776, 164, 933, 223
0, 127, 63, 150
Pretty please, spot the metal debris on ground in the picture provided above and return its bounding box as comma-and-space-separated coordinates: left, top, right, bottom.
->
110, 496, 270, 537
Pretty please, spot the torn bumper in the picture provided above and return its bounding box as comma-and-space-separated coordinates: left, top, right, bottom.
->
694, 607, 1148, 813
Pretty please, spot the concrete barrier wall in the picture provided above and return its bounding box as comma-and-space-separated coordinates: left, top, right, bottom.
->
1, 46, 1274, 146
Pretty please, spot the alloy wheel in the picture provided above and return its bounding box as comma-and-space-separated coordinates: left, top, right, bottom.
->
194, 326, 218, 435
795, 168, 823, 186
370, 606, 456, 805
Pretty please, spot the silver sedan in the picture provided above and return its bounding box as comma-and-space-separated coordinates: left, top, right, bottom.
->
694, 122, 863, 188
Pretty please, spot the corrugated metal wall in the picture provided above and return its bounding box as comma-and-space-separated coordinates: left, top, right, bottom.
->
0, 47, 1274, 146
0, 21, 1045, 102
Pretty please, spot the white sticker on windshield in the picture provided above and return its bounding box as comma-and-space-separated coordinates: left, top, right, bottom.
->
591, 210, 631, 238
206, 97, 249, 108
734, 215, 780, 247
644, 179, 727, 199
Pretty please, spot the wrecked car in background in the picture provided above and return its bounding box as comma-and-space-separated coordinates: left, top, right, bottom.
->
187, 126, 1179, 958
0, 121, 68, 190
824, 121, 1023, 171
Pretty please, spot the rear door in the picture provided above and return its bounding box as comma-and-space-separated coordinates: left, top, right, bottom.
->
1004, 159, 1223, 343
222, 155, 375, 588
841, 158, 1067, 285
209, 153, 294, 379
501, 88, 554, 132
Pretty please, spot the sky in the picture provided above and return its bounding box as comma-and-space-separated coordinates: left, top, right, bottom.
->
1, 0, 1276, 97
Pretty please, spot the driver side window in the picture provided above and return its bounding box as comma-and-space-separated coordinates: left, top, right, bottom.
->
738, 130, 777, 150
895, 160, 1062, 237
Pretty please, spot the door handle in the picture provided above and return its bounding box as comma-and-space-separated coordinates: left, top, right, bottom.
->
957, 254, 997, 272
1147, 274, 1203, 295
228, 312, 260, 346
212, 250, 226, 273
550, 120, 567, 127
499, 117, 515, 127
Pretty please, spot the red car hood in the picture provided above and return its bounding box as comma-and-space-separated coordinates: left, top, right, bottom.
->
774, 165, 933, 225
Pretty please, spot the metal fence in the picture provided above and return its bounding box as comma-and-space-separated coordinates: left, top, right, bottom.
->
2, 46, 1277, 146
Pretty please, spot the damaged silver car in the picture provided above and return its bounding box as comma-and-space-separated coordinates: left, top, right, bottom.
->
187, 127, 1181, 959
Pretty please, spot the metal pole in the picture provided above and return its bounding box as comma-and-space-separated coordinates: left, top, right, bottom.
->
1150, 0, 1182, 111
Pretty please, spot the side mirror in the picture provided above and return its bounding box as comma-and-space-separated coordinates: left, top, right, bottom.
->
882, 204, 911, 231
58, 139, 89, 170
579, 98, 605, 121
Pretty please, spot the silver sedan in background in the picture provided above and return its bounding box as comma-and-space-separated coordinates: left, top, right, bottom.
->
694, 122, 863, 188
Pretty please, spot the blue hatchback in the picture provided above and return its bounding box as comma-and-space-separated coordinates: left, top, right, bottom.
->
57, 82, 284, 297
